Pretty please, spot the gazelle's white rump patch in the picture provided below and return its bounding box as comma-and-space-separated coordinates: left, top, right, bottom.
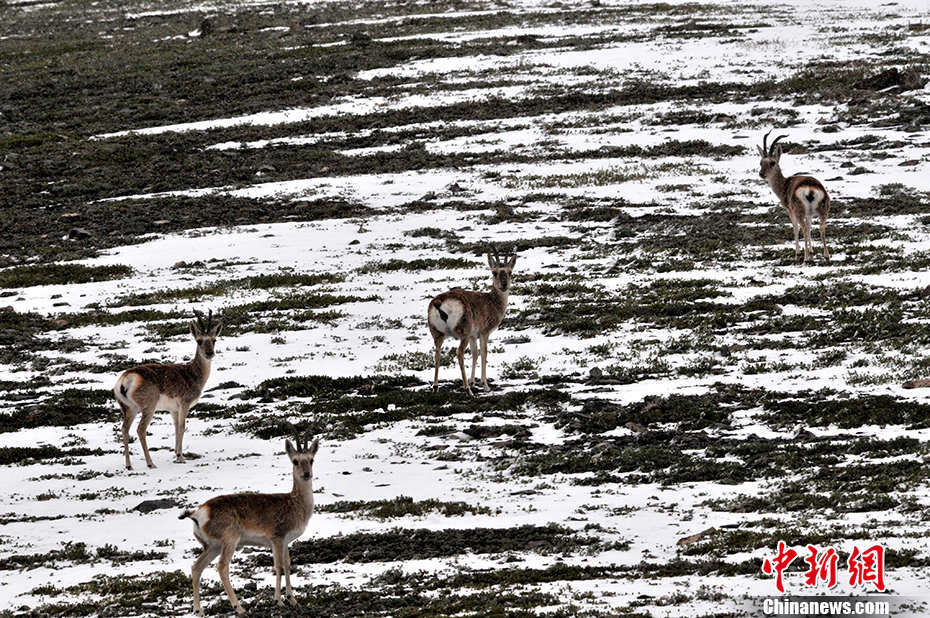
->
794, 186, 824, 205
429, 299, 465, 337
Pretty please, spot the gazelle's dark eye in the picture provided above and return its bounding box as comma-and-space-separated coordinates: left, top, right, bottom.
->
293, 459, 298, 465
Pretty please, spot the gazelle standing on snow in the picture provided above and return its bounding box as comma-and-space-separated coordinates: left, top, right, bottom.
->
180, 437, 319, 616
114, 309, 222, 470
757, 130, 831, 263
428, 247, 517, 395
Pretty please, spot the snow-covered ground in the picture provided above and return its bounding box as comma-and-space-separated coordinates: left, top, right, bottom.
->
3, 0, 930, 616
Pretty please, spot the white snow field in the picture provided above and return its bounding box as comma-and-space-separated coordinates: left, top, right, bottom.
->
3, 0, 930, 616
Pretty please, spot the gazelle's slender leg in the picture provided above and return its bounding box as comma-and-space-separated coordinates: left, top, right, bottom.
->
790, 210, 800, 262
819, 215, 829, 259
170, 409, 181, 462
136, 406, 157, 469
803, 211, 813, 263
271, 537, 285, 606
218, 537, 244, 614
119, 401, 136, 470
175, 404, 189, 463
284, 543, 297, 606
457, 338, 472, 395
469, 337, 479, 386
480, 333, 490, 391
432, 335, 444, 391
192, 544, 220, 617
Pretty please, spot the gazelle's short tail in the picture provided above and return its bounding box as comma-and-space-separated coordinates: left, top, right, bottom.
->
903, 379, 930, 389
431, 298, 448, 322
114, 373, 138, 406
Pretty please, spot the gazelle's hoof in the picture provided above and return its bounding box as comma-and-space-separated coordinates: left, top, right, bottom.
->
288, 596, 298, 607
276, 599, 286, 608
125, 464, 133, 471
234, 603, 247, 615
174, 456, 186, 464
146, 462, 157, 469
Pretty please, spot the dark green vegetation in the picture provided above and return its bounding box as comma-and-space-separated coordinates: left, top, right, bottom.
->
317, 496, 494, 518
0, 542, 165, 571
0, 389, 115, 433
281, 524, 620, 565
0, 445, 107, 466
20, 569, 614, 617
0, 264, 132, 289
110, 272, 344, 307
237, 373, 568, 439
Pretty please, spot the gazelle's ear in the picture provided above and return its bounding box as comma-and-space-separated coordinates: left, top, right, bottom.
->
775, 145, 783, 161
507, 254, 517, 268
189, 321, 199, 337
756, 145, 765, 157
285, 440, 297, 459
487, 252, 495, 268
212, 322, 223, 337
308, 437, 320, 455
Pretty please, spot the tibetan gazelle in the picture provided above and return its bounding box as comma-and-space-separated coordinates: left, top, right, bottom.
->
180, 437, 319, 616
114, 309, 222, 470
428, 247, 517, 395
758, 130, 831, 263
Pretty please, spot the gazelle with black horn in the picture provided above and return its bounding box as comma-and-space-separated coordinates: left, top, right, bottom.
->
428, 247, 517, 395
114, 309, 222, 470
180, 436, 320, 616
758, 130, 831, 263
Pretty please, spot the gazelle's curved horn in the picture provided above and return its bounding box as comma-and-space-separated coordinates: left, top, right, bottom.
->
769, 134, 788, 156
762, 129, 772, 155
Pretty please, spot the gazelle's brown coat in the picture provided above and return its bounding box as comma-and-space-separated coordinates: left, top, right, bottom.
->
758, 130, 830, 263
428, 250, 517, 395
180, 437, 319, 616
114, 310, 221, 470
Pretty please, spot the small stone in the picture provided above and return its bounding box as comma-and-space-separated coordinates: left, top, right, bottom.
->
199, 18, 214, 37
133, 498, 179, 513
350, 31, 372, 46
67, 227, 92, 240
677, 527, 717, 546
